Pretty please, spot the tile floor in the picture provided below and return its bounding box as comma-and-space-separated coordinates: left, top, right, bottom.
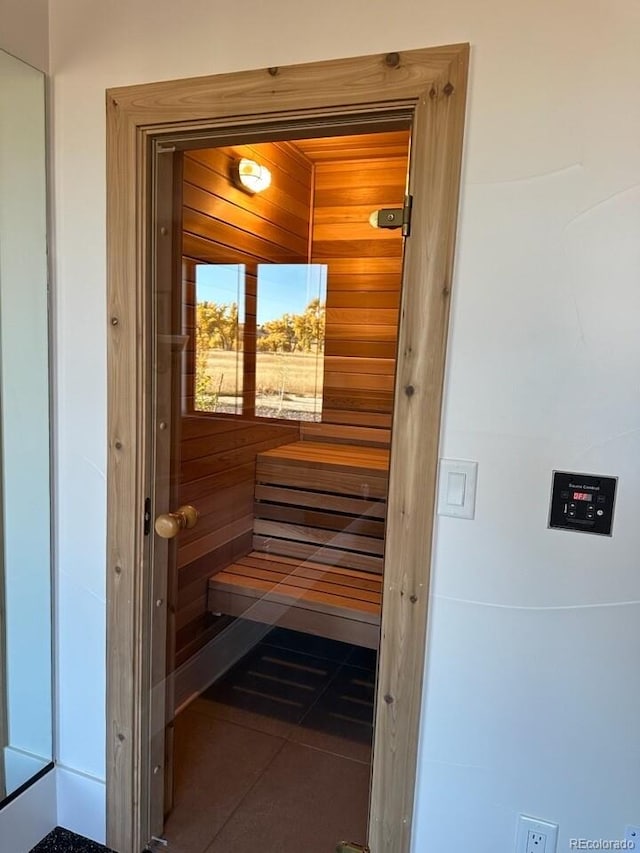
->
163, 627, 376, 853
30, 827, 113, 852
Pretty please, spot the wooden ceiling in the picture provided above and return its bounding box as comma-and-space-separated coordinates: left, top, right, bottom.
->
294, 130, 410, 163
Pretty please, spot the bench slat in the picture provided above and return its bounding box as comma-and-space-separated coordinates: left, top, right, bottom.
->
252, 537, 384, 574
255, 484, 387, 518
256, 460, 388, 499
242, 550, 385, 580
222, 562, 381, 604
254, 502, 386, 538
212, 572, 381, 617
236, 555, 382, 592
253, 519, 385, 556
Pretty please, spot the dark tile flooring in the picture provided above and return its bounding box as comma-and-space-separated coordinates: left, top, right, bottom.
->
30, 827, 113, 852
164, 627, 377, 853
29, 629, 377, 853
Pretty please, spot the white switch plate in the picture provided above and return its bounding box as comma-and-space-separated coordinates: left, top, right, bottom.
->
437, 459, 478, 519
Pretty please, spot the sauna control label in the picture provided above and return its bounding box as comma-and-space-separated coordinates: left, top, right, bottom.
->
548, 471, 617, 536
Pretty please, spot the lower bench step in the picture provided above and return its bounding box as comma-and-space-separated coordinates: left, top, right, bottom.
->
208, 551, 382, 650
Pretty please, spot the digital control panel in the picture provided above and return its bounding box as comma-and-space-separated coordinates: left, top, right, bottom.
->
549, 471, 617, 536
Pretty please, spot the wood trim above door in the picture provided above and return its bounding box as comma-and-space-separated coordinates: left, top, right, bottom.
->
106, 45, 469, 853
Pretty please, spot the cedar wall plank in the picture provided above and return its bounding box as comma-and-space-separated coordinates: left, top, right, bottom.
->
294, 131, 410, 162
308, 138, 410, 438
176, 139, 312, 661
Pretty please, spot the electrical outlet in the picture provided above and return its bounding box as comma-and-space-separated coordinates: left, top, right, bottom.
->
516, 815, 558, 853
527, 830, 546, 853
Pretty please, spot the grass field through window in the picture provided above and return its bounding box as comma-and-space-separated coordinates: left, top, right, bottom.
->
201, 349, 323, 420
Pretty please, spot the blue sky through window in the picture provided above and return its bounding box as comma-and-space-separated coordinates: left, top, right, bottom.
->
257, 265, 327, 324
194, 263, 327, 324
195, 263, 245, 321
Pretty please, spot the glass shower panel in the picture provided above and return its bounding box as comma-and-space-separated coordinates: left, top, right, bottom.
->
0, 48, 53, 801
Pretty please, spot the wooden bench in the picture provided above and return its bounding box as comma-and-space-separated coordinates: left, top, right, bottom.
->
207, 552, 382, 649
208, 441, 389, 648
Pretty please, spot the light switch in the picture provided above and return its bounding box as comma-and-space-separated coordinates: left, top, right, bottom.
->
437, 459, 478, 520
447, 471, 466, 506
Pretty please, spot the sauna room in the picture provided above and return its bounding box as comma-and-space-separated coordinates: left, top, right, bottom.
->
157, 126, 411, 852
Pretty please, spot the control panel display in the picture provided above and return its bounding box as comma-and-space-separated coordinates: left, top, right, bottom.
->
549, 471, 617, 536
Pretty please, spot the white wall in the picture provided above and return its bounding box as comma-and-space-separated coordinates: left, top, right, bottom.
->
49, 0, 640, 849
0, 0, 48, 71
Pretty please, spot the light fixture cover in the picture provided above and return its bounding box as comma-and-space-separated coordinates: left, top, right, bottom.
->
235, 158, 271, 194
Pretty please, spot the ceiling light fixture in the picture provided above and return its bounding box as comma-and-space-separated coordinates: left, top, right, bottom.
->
233, 158, 272, 194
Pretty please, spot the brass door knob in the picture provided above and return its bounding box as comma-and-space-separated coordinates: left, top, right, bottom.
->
154, 505, 199, 539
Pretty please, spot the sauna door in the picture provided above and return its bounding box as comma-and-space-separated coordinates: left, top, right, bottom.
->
150, 127, 410, 845
149, 122, 412, 849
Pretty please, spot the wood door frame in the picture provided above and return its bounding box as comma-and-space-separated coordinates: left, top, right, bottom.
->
106, 44, 469, 853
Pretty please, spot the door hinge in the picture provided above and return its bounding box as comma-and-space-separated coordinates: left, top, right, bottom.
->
144, 497, 152, 536
373, 194, 413, 237
143, 836, 168, 851
336, 843, 370, 853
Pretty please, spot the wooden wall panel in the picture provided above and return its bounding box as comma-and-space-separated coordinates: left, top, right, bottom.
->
176, 141, 312, 662
300, 131, 410, 438
176, 416, 299, 662
294, 130, 410, 162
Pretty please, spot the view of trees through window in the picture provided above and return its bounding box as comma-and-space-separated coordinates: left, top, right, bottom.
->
194, 263, 327, 420
194, 264, 244, 414
255, 264, 326, 420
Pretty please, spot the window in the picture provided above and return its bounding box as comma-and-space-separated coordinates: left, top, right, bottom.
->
194, 263, 244, 414
193, 262, 326, 421
256, 264, 327, 421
